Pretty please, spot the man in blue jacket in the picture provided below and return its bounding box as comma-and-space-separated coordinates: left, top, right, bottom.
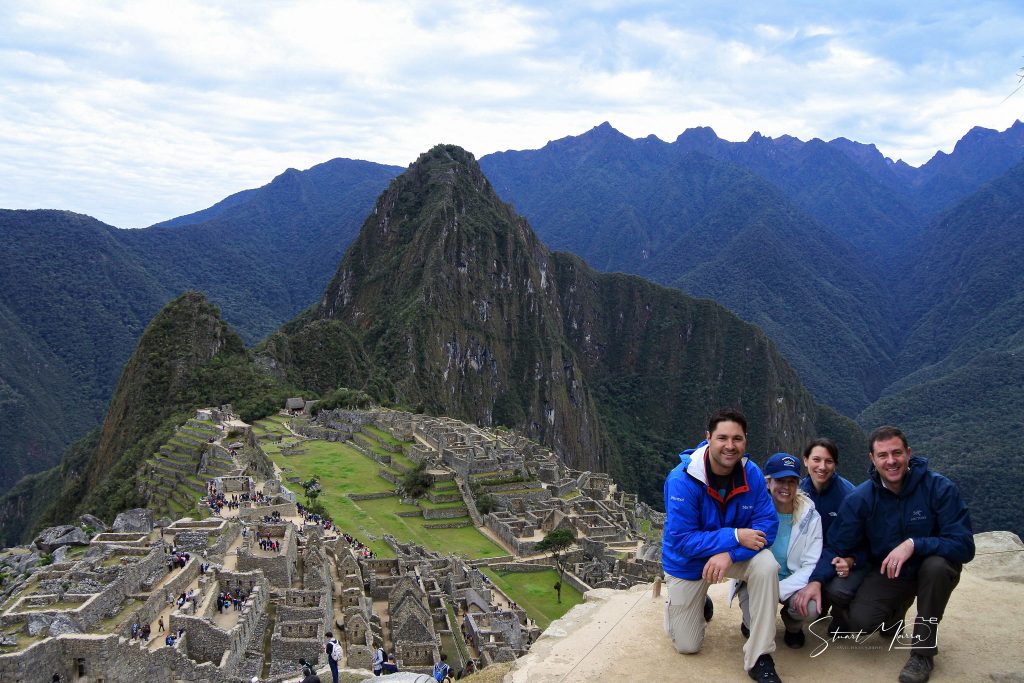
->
662, 409, 783, 683
821, 426, 974, 683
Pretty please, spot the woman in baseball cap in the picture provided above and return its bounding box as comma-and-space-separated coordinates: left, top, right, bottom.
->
730, 452, 823, 648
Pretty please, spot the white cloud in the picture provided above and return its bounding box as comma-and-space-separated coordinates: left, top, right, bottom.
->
0, 0, 1023, 227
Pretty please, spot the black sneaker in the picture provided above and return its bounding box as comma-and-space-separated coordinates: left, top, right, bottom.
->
748, 653, 782, 683
740, 622, 750, 638
783, 629, 804, 649
898, 654, 933, 683
704, 595, 714, 622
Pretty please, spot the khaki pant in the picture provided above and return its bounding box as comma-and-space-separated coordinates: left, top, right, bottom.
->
737, 584, 820, 632
664, 550, 780, 672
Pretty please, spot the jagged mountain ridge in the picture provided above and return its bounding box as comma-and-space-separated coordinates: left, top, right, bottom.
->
2, 120, 1022, 513
481, 140, 901, 415
270, 145, 866, 503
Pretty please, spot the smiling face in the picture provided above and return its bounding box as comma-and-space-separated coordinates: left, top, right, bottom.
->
804, 445, 837, 491
768, 476, 799, 512
870, 436, 911, 491
705, 420, 746, 476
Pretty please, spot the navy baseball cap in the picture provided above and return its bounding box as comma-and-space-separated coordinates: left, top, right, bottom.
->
765, 452, 801, 479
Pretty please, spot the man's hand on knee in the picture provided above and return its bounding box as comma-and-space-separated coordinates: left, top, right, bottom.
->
881, 539, 915, 579
791, 581, 821, 617
702, 552, 733, 583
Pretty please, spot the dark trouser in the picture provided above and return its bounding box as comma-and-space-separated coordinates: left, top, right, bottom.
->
825, 556, 961, 654
328, 658, 339, 683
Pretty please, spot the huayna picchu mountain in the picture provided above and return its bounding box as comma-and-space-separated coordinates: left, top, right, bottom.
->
0, 292, 296, 545
266, 144, 865, 504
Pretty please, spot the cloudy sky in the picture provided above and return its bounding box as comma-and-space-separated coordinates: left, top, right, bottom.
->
2, 1, 1023, 229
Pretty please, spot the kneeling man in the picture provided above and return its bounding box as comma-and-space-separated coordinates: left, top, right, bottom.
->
818, 426, 974, 683
662, 409, 783, 682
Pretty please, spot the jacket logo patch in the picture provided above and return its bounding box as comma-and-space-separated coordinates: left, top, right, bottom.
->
829, 511, 838, 517
670, 496, 685, 503
910, 509, 927, 522
741, 504, 753, 510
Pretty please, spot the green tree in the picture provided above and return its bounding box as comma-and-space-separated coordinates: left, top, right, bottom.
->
400, 461, 432, 499
301, 476, 321, 506
535, 527, 575, 603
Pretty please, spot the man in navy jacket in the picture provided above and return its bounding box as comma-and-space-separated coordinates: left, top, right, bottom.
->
662, 409, 783, 683
822, 426, 974, 683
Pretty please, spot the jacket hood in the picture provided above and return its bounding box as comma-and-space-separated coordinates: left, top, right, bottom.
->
680, 441, 750, 486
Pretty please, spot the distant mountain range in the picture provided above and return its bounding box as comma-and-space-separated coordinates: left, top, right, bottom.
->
0, 147, 862, 543
1, 120, 1022, 535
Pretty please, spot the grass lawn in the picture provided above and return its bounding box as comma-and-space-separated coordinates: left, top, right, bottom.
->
252, 416, 294, 439
269, 440, 503, 560
481, 568, 584, 630
364, 425, 402, 446
388, 450, 417, 470
418, 498, 467, 510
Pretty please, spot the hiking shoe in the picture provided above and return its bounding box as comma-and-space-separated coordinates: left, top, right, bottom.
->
748, 653, 783, 683
898, 654, 933, 683
740, 622, 750, 638
783, 628, 804, 649
704, 595, 714, 622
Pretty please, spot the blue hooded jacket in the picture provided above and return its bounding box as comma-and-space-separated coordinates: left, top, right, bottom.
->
662, 442, 779, 580
825, 456, 974, 580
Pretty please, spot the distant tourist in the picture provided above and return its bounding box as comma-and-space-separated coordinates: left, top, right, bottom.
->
432, 653, 451, 682
381, 653, 398, 674
372, 644, 385, 676
324, 631, 340, 683
661, 409, 783, 682
299, 663, 321, 683
801, 426, 975, 683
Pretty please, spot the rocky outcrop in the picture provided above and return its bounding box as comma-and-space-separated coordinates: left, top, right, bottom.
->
79, 513, 107, 532
112, 508, 154, 533
33, 525, 89, 553
27, 612, 82, 637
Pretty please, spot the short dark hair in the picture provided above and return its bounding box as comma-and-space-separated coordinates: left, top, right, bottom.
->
707, 408, 747, 435
802, 437, 839, 463
868, 426, 909, 453
440, 653, 448, 661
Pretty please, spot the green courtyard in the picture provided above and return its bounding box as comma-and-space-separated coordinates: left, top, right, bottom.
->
257, 416, 584, 631
264, 431, 503, 560
481, 568, 584, 630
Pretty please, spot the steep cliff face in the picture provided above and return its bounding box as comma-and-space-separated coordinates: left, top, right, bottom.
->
278, 145, 864, 503
314, 145, 608, 465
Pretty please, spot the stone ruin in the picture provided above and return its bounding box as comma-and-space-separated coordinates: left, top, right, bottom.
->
0, 406, 665, 681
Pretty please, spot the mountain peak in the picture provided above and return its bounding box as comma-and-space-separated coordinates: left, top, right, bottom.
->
91, 291, 244, 487
674, 126, 721, 149
317, 143, 531, 325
